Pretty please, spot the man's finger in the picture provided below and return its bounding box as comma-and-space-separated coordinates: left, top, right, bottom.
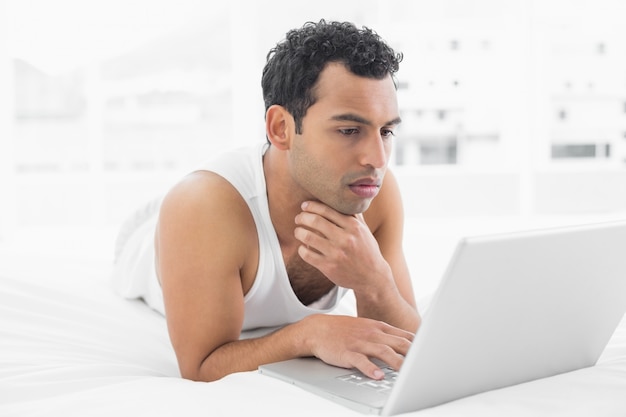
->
301, 201, 349, 227
343, 352, 387, 380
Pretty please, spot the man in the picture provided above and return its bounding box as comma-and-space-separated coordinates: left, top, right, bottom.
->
112, 19, 420, 383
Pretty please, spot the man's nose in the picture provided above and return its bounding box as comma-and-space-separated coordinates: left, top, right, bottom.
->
359, 133, 389, 169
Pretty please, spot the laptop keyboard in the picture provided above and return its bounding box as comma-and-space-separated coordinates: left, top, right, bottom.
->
336, 366, 398, 394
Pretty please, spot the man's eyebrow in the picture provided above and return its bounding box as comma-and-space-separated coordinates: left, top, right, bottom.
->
330, 113, 402, 126
386, 116, 403, 126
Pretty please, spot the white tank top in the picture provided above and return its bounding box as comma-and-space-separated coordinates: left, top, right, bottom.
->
111, 143, 348, 332
202, 143, 348, 330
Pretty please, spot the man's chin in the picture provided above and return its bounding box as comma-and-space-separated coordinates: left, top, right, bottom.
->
332, 199, 373, 216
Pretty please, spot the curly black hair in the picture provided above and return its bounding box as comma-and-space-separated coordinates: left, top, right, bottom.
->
261, 19, 403, 134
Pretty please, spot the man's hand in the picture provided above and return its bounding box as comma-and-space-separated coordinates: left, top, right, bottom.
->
293, 197, 420, 334
299, 314, 414, 380
294, 201, 393, 294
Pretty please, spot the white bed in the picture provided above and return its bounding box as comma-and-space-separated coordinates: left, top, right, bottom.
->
2, 216, 626, 417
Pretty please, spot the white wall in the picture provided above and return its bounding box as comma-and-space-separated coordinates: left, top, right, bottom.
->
0, 0, 16, 242
3, 0, 626, 240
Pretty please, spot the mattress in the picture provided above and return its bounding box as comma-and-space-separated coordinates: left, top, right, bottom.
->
1, 219, 626, 417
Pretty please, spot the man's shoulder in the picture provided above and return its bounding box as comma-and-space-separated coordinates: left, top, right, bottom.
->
364, 168, 404, 233
161, 170, 253, 226
173, 169, 237, 195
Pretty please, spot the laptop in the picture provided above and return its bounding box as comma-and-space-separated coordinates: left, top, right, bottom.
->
259, 220, 626, 415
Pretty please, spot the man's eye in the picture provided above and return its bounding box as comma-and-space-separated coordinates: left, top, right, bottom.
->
381, 129, 396, 138
339, 128, 359, 136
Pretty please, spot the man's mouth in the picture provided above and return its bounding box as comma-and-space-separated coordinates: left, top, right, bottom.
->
348, 179, 381, 199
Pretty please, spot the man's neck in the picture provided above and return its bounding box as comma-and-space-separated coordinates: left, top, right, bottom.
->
262, 146, 306, 250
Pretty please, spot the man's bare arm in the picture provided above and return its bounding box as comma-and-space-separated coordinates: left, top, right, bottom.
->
180, 314, 412, 382
358, 170, 420, 331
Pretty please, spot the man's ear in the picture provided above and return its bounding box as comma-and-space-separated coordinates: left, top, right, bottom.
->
265, 105, 295, 150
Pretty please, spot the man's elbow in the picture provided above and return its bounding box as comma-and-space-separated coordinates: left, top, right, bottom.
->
178, 357, 222, 382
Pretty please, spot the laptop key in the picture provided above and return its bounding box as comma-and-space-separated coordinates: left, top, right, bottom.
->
337, 367, 398, 392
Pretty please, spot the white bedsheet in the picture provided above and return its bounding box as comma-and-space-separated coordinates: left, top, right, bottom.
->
2, 217, 626, 416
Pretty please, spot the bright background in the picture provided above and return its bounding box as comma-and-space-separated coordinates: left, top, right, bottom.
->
1, 0, 626, 294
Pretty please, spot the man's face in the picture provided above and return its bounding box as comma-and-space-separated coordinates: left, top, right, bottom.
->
288, 62, 401, 215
